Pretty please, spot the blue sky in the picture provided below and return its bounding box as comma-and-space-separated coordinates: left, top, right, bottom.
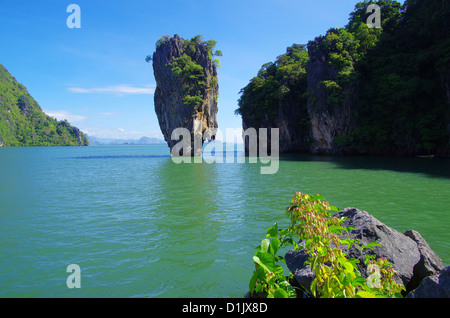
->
0, 0, 381, 141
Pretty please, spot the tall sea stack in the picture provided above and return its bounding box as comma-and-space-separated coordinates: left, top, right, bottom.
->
152, 34, 219, 156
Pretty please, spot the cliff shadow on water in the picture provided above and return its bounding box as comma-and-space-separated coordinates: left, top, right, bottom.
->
278, 153, 450, 180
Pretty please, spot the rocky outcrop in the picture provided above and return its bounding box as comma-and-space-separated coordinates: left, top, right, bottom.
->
237, 1, 450, 157
404, 229, 445, 290
56, 120, 87, 146
407, 266, 450, 298
238, 32, 359, 156
152, 35, 218, 156
285, 208, 445, 296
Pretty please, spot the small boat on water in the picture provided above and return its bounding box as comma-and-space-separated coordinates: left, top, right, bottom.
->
415, 155, 435, 159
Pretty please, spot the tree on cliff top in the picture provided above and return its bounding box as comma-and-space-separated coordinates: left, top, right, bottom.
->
235, 44, 309, 127
148, 35, 221, 110
236, 0, 450, 156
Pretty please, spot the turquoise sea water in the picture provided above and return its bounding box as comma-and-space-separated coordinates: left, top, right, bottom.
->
0, 145, 449, 297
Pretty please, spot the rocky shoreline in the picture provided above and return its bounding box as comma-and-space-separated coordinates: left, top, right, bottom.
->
284, 208, 449, 298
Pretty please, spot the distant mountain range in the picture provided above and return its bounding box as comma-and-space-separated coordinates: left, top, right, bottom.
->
86, 135, 166, 146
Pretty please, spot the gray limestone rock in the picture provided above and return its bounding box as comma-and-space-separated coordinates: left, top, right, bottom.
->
407, 266, 450, 298
285, 208, 443, 295
152, 35, 218, 156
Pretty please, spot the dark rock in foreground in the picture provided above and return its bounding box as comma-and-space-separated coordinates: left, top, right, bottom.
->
285, 208, 445, 297
403, 229, 445, 290
407, 266, 450, 298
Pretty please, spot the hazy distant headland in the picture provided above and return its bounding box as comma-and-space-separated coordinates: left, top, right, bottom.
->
86, 135, 166, 146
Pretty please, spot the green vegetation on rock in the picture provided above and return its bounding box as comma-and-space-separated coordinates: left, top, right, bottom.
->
350, 0, 450, 155
149, 35, 221, 110
249, 192, 405, 298
236, 0, 450, 156
236, 44, 309, 128
0, 64, 88, 147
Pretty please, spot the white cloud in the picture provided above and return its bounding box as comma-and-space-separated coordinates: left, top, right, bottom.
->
68, 84, 155, 95
44, 110, 86, 123
99, 112, 119, 117
118, 128, 125, 132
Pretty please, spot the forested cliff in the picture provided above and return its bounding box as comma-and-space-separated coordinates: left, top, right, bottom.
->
236, 0, 450, 157
0, 64, 88, 147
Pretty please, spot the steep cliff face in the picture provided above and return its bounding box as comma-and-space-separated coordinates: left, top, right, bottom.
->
236, 44, 311, 154
237, 36, 358, 155
305, 34, 357, 155
241, 103, 309, 154
237, 1, 450, 157
152, 35, 219, 156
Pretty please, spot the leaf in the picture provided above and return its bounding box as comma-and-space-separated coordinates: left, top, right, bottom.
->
273, 266, 284, 276
310, 195, 326, 201
261, 239, 270, 253
329, 225, 343, 234
338, 272, 346, 284
269, 238, 280, 256
249, 272, 258, 293
282, 237, 294, 246
253, 256, 270, 273
345, 226, 355, 234
362, 242, 381, 250
341, 238, 356, 249
351, 277, 367, 288
273, 288, 289, 298
344, 262, 354, 273
338, 256, 348, 264
255, 251, 276, 272
330, 205, 340, 212
343, 274, 353, 286
357, 291, 377, 298
267, 224, 278, 238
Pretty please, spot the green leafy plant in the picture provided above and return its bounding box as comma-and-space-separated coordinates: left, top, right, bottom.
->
249, 192, 405, 298
249, 223, 296, 298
